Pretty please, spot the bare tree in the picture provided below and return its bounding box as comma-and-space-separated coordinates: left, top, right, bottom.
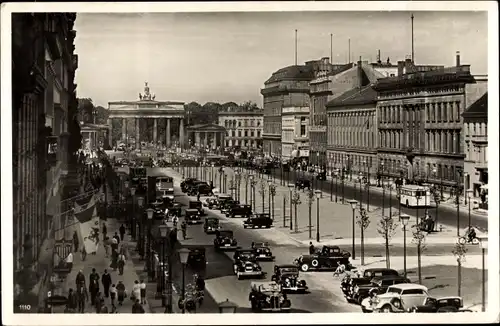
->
452, 242, 468, 297
306, 189, 315, 239
258, 180, 267, 214
356, 207, 371, 266
377, 213, 399, 269
411, 225, 427, 284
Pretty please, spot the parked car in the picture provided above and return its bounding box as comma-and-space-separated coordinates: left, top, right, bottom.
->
295, 179, 311, 191
248, 281, 291, 312
271, 264, 307, 293
184, 209, 202, 224
214, 230, 238, 250
188, 183, 213, 196
226, 204, 252, 218
355, 275, 411, 306
243, 213, 273, 229
220, 199, 239, 213
203, 217, 220, 234
252, 244, 275, 261
202, 197, 218, 209
186, 246, 206, 270
294, 245, 351, 272
168, 202, 182, 218
214, 193, 232, 209
342, 268, 400, 303
407, 296, 466, 313
181, 178, 198, 192
368, 284, 430, 313
188, 200, 205, 215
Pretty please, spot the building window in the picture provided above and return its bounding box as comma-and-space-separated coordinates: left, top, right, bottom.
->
257, 121, 261, 127
244, 130, 248, 137
238, 121, 242, 127
251, 131, 254, 137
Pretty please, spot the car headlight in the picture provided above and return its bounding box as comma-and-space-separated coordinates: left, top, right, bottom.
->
300, 280, 306, 286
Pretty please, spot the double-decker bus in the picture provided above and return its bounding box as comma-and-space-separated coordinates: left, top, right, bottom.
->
157, 176, 174, 199
399, 185, 431, 207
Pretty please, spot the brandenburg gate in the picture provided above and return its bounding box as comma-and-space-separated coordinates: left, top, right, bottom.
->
107, 82, 185, 150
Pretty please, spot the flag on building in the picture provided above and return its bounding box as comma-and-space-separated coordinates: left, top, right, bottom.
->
73, 194, 100, 254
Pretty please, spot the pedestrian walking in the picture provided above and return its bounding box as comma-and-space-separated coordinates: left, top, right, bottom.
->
132, 280, 141, 302
309, 242, 315, 255
89, 268, 100, 306
73, 231, 79, 253
95, 292, 103, 313
76, 281, 89, 313
101, 305, 109, 313
65, 252, 74, 271
111, 249, 118, 271
119, 224, 126, 241
80, 245, 87, 261
101, 269, 112, 298
181, 221, 187, 240
75, 270, 85, 288
113, 232, 121, 245
118, 252, 126, 275
140, 280, 146, 304
111, 237, 118, 252
132, 299, 145, 313
67, 288, 78, 313
172, 215, 179, 227
102, 222, 107, 240
116, 281, 126, 306
110, 284, 117, 307
104, 236, 111, 257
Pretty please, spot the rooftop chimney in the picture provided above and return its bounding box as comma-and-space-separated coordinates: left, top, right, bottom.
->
357, 56, 363, 89
456, 51, 461, 66
377, 49, 381, 64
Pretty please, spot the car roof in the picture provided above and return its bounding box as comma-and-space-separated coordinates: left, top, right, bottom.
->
236, 249, 254, 253
437, 296, 462, 301
365, 268, 399, 273
389, 283, 428, 290
371, 275, 406, 282
276, 264, 298, 269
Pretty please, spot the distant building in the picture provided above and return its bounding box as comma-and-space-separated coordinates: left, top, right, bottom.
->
462, 92, 488, 203
282, 105, 310, 160
261, 59, 327, 158
326, 83, 378, 179
373, 52, 485, 193
218, 107, 263, 149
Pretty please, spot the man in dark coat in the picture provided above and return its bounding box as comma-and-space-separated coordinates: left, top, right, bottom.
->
309, 242, 315, 255
102, 222, 107, 240
119, 224, 126, 242
89, 268, 100, 306
101, 269, 112, 298
132, 299, 145, 313
73, 231, 79, 253
67, 288, 78, 312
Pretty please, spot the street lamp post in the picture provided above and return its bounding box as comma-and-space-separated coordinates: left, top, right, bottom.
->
158, 224, 169, 310
380, 162, 385, 218
466, 189, 473, 229
179, 248, 190, 314
146, 208, 154, 279
269, 182, 276, 220
341, 167, 345, 204
137, 196, 145, 258
358, 172, 363, 211
235, 171, 241, 202
315, 190, 321, 242
388, 178, 393, 219
400, 213, 410, 277
356, 207, 370, 266
334, 168, 339, 203
129, 185, 136, 238
291, 189, 301, 233
218, 298, 238, 313
307, 189, 315, 239
288, 184, 294, 230
478, 235, 488, 312
347, 200, 358, 260
211, 163, 215, 186
250, 176, 257, 211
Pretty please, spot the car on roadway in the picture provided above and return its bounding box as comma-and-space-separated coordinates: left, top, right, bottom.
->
341, 268, 400, 303
295, 178, 311, 191
185, 246, 206, 270
226, 204, 252, 218
407, 296, 467, 313
252, 244, 275, 261
184, 209, 202, 224
243, 213, 273, 229
271, 264, 308, 293
354, 274, 411, 306
294, 245, 351, 272
233, 250, 265, 280
213, 230, 238, 251
181, 178, 198, 192
367, 284, 431, 313
202, 197, 218, 209
203, 217, 220, 234
188, 183, 213, 196
188, 200, 205, 216
233, 249, 257, 264
220, 199, 239, 213
249, 281, 291, 312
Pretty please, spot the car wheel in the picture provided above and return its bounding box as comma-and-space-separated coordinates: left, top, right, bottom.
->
381, 304, 393, 313
243, 225, 247, 229
311, 259, 319, 268
300, 263, 309, 272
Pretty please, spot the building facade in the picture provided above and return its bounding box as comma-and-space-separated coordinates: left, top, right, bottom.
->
12, 13, 78, 309
373, 55, 482, 192
463, 92, 488, 201
326, 85, 378, 177
282, 106, 310, 160
218, 108, 263, 149
261, 60, 323, 158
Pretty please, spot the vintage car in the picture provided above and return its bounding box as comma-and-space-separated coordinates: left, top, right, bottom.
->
233, 251, 265, 280
181, 178, 199, 192
188, 200, 205, 215
252, 244, 275, 261
184, 181, 206, 194
271, 264, 308, 293
367, 284, 430, 313
203, 217, 220, 234
243, 213, 273, 228
354, 275, 411, 306
341, 268, 400, 302
214, 193, 233, 209
184, 209, 202, 224
295, 179, 311, 191
407, 296, 467, 313
220, 199, 240, 213
226, 204, 252, 218
186, 246, 206, 270
202, 197, 218, 209
294, 245, 351, 272
168, 202, 182, 218
147, 201, 165, 221
188, 183, 213, 196
248, 281, 291, 312
214, 230, 238, 250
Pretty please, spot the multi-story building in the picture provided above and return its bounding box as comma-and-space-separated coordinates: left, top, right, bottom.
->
12, 13, 78, 310
218, 107, 264, 149
281, 106, 310, 159
261, 59, 325, 158
373, 53, 486, 192
326, 82, 378, 178
463, 92, 488, 202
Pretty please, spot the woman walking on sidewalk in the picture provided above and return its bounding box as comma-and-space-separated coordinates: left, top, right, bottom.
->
140, 280, 146, 304
76, 281, 89, 313
116, 281, 126, 306
132, 280, 141, 303
73, 231, 79, 253
110, 284, 117, 308
118, 251, 126, 275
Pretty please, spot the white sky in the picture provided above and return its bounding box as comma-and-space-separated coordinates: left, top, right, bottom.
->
74, 11, 488, 107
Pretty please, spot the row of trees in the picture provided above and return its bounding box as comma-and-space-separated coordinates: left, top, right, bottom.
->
184, 100, 260, 126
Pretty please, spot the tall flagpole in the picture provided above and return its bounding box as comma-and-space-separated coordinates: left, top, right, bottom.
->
348, 38, 351, 63
330, 33, 333, 62
411, 13, 415, 63
295, 29, 298, 65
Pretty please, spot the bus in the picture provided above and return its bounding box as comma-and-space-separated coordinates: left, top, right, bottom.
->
399, 185, 431, 207
157, 176, 174, 199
